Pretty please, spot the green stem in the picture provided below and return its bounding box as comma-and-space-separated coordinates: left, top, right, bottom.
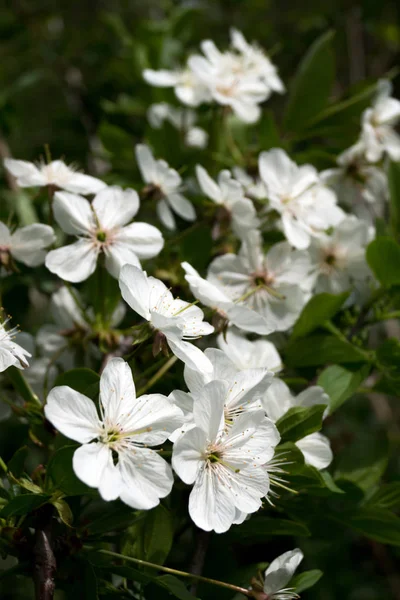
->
137, 355, 178, 396
82, 547, 251, 597
6, 366, 41, 408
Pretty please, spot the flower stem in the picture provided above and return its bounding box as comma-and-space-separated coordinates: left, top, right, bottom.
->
82, 547, 251, 596
6, 366, 41, 408
136, 355, 177, 396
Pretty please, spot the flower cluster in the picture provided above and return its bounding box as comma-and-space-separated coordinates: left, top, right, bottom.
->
144, 29, 284, 123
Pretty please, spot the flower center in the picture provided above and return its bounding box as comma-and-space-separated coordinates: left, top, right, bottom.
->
96, 230, 107, 243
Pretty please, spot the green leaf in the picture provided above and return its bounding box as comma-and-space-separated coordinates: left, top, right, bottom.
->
259, 110, 280, 150
285, 335, 368, 367
365, 482, 400, 511
230, 517, 310, 539
0, 493, 50, 518
86, 504, 143, 536
284, 30, 335, 131
7, 446, 28, 477
317, 364, 369, 413
53, 368, 100, 399
52, 498, 73, 527
156, 575, 198, 600
98, 122, 133, 160
389, 160, 400, 238
376, 338, 400, 379
335, 432, 388, 492
46, 446, 94, 497
180, 224, 212, 272
291, 569, 323, 593
143, 505, 174, 565
366, 237, 400, 287
341, 507, 400, 546
291, 292, 349, 339
277, 405, 326, 442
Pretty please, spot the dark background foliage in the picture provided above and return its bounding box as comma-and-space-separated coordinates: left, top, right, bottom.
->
1, 1, 400, 599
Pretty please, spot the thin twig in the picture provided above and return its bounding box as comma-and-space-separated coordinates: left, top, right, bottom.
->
189, 529, 211, 596
33, 505, 56, 600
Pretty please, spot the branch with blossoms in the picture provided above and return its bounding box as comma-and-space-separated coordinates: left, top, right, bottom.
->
0, 25, 400, 600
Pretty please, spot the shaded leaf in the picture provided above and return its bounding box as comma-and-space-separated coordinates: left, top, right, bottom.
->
366, 237, 400, 287
317, 364, 370, 413
291, 292, 349, 340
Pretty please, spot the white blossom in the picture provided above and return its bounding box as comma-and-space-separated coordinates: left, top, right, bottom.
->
196, 165, 259, 237
45, 186, 163, 282
307, 216, 375, 298
4, 158, 106, 194
230, 29, 285, 96
232, 166, 268, 201
143, 67, 212, 107
321, 145, 388, 226
45, 358, 183, 509
189, 40, 270, 123
262, 548, 304, 600
359, 79, 400, 162
136, 145, 196, 230
217, 328, 282, 372
0, 317, 31, 372
172, 379, 280, 532
182, 261, 274, 334
207, 230, 312, 332
0, 222, 55, 268
259, 149, 345, 248
119, 265, 214, 373
263, 378, 332, 470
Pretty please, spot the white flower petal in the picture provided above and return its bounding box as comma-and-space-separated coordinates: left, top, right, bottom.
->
45, 240, 99, 283
92, 186, 140, 228
100, 357, 136, 425
115, 222, 164, 259
196, 165, 223, 204
3, 159, 45, 187
135, 144, 157, 184
52, 191, 95, 235
10, 224, 55, 267
167, 337, 213, 374
157, 198, 176, 230
118, 447, 174, 509
263, 549, 304, 595
62, 172, 106, 195
45, 386, 101, 443
296, 432, 333, 470
188, 464, 236, 533
118, 264, 151, 320
166, 193, 196, 221
172, 427, 208, 484
72, 443, 111, 488
193, 379, 228, 439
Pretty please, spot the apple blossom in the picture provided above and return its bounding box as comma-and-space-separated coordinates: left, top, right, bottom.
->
45, 186, 163, 282
143, 66, 212, 107
45, 357, 183, 508
217, 328, 282, 372
119, 264, 214, 373
135, 144, 196, 230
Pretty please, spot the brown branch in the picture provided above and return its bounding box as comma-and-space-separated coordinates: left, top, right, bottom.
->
33, 505, 56, 600
189, 529, 211, 596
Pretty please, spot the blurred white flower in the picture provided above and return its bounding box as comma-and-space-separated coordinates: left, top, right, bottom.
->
259, 149, 345, 248
143, 67, 211, 107
4, 158, 106, 194
182, 261, 274, 334
207, 230, 312, 332
147, 103, 208, 149
189, 40, 270, 123
0, 222, 55, 269
119, 265, 214, 373
322, 145, 388, 226
172, 379, 280, 532
263, 378, 332, 470
217, 328, 282, 372
232, 166, 268, 201
359, 79, 400, 162
45, 186, 163, 282
230, 29, 285, 96
307, 216, 375, 298
15, 332, 57, 399
0, 317, 31, 372
136, 145, 196, 230
262, 548, 304, 600
45, 358, 183, 509
196, 165, 259, 237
